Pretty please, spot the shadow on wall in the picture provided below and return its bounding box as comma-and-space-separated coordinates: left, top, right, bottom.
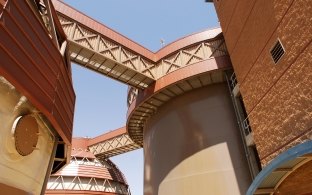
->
144, 83, 251, 195
0, 183, 29, 195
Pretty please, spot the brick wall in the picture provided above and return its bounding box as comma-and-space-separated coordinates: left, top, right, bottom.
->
213, 0, 312, 166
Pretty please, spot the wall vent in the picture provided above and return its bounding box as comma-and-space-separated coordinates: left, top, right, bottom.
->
270, 39, 285, 64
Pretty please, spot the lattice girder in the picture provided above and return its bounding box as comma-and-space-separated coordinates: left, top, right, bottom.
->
57, 14, 155, 89
89, 133, 141, 159
155, 39, 228, 77
47, 175, 128, 194
53, 0, 228, 90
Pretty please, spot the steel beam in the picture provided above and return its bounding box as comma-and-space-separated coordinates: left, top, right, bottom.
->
88, 127, 141, 159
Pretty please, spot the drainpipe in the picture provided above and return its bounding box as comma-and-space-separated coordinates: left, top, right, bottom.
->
225, 71, 255, 179
40, 136, 59, 195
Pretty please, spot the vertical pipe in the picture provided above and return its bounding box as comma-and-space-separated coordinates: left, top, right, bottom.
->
40, 136, 59, 195
225, 71, 256, 179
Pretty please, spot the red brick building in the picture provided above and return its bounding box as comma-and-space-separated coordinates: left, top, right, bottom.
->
207, 0, 312, 194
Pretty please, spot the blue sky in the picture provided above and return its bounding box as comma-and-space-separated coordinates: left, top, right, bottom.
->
63, 0, 218, 194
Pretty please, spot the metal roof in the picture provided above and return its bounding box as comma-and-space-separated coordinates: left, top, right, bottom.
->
247, 141, 312, 195
46, 137, 130, 194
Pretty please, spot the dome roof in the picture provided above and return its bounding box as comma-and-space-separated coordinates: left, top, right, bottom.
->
46, 138, 130, 195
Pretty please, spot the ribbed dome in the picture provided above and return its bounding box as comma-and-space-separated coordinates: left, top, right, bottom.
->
46, 138, 130, 195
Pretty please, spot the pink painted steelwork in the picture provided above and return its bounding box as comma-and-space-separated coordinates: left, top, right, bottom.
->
127, 56, 232, 120
52, 0, 222, 63
46, 138, 129, 194
88, 127, 127, 146
1, 0, 228, 149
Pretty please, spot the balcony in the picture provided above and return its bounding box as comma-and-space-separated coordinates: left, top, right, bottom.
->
230, 72, 240, 97
242, 117, 255, 146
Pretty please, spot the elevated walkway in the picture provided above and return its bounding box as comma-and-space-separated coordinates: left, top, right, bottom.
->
88, 127, 141, 159
52, 0, 156, 89
50, 0, 228, 155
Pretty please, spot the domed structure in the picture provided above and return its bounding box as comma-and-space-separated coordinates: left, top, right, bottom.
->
45, 138, 130, 195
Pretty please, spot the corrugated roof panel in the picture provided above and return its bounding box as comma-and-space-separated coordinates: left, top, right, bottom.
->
259, 172, 287, 188
279, 158, 305, 169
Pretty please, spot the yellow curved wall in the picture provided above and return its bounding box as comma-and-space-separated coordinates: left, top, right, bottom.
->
0, 77, 55, 194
